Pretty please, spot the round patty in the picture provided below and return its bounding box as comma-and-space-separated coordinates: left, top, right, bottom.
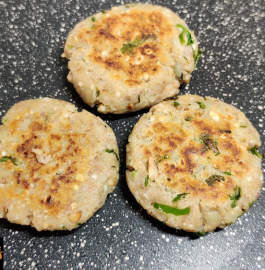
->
63, 3, 200, 114
0, 98, 119, 231
126, 95, 263, 233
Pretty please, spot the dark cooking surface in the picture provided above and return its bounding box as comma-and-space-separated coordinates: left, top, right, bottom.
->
0, 0, 265, 269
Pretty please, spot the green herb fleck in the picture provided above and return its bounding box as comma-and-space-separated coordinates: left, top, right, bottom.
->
173, 193, 189, 203
138, 95, 140, 103
184, 56, 189, 64
91, 17, 96, 22
121, 35, 155, 55
249, 201, 254, 208
167, 178, 171, 181
144, 176, 149, 187
199, 134, 220, 156
224, 171, 232, 176
91, 24, 95, 29
229, 186, 241, 208
154, 203, 190, 216
250, 146, 264, 158
196, 232, 207, 237
194, 48, 203, 69
205, 175, 225, 186
56, 172, 62, 175
132, 170, 136, 177
77, 223, 82, 226
197, 102, 206, 109
199, 134, 220, 155
240, 125, 247, 128
68, 45, 74, 49
176, 24, 194, 46
62, 226, 66, 230
106, 149, 119, 161
185, 116, 193, 121
174, 101, 180, 106
0, 156, 17, 165
102, 10, 106, 14
157, 154, 169, 162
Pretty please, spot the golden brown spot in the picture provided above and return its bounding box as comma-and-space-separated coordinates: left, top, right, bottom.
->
192, 119, 215, 135
31, 122, 43, 131
50, 134, 62, 140
219, 136, 242, 160
143, 146, 151, 158
99, 29, 116, 40
167, 175, 234, 202
83, 10, 173, 86
127, 104, 134, 110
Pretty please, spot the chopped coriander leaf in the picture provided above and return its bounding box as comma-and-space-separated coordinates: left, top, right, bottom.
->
174, 102, 180, 106
77, 223, 82, 226
194, 48, 203, 69
0, 156, 17, 165
167, 178, 171, 181
68, 45, 74, 49
154, 203, 190, 216
138, 95, 140, 103
184, 56, 189, 64
249, 201, 254, 208
196, 232, 207, 237
106, 149, 119, 161
176, 24, 194, 46
102, 10, 106, 14
229, 186, 241, 208
91, 24, 95, 29
91, 17, 96, 22
173, 193, 189, 203
185, 116, 193, 121
250, 146, 264, 158
132, 170, 136, 177
62, 226, 66, 230
205, 175, 224, 186
121, 35, 156, 55
197, 102, 206, 109
144, 176, 149, 187
125, 5, 130, 8
224, 171, 232, 176
240, 125, 247, 128
199, 134, 220, 155
121, 37, 144, 55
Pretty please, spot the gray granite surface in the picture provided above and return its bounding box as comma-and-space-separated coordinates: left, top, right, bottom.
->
0, 0, 264, 269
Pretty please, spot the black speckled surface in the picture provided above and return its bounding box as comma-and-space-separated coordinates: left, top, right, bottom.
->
0, 0, 265, 269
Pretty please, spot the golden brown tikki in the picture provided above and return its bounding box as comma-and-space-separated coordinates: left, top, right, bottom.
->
63, 4, 201, 114
0, 98, 119, 231
126, 95, 263, 232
